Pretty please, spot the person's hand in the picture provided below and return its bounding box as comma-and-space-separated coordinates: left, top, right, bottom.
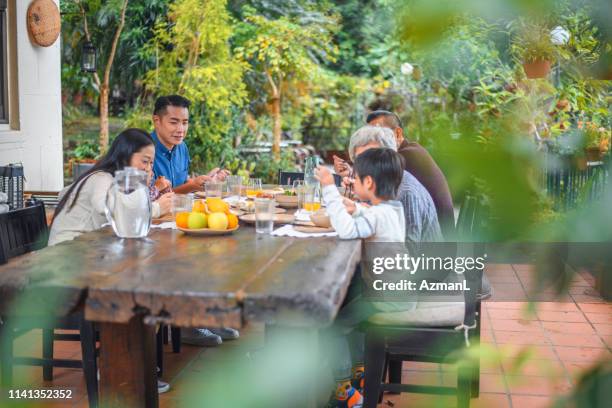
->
154, 176, 172, 192
333, 155, 351, 178
211, 169, 230, 181
314, 165, 335, 186
342, 197, 357, 215
156, 192, 175, 216
190, 175, 212, 189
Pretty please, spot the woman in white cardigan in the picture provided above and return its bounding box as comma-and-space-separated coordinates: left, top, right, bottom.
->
49, 128, 173, 246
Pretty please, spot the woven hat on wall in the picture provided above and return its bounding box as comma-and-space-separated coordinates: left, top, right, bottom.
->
27, 0, 61, 47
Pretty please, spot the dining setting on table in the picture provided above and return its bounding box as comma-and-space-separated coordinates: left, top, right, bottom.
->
151, 157, 342, 240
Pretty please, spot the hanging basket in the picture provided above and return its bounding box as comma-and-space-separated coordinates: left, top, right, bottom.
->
522, 60, 552, 79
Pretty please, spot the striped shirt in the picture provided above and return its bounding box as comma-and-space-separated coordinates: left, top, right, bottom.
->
396, 170, 442, 242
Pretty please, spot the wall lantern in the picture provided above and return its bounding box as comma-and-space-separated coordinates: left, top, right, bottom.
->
81, 41, 97, 73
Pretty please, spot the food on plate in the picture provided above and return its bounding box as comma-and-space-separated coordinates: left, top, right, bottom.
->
187, 212, 207, 229
175, 212, 190, 229
208, 212, 229, 230
205, 197, 230, 214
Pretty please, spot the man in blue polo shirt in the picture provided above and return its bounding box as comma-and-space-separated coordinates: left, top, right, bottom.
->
151, 95, 237, 347
152, 95, 229, 193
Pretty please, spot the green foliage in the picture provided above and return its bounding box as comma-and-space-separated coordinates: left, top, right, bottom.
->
142, 0, 248, 173
72, 141, 100, 160
510, 19, 560, 63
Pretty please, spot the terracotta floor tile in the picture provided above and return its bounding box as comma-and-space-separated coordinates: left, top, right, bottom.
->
511, 395, 555, 408
540, 321, 595, 335
534, 302, 580, 312
506, 375, 572, 395
472, 393, 511, 408
577, 303, 612, 314
487, 308, 537, 320
486, 263, 517, 273
536, 310, 588, 323
571, 294, 605, 304
401, 370, 442, 386
495, 330, 549, 346
501, 357, 565, 378
601, 335, 612, 348
562, 361, 600, 380
554, 346, 610, 363
478, 373, 507, 393
548, 333, 605, 348
592, 323, 612, 335
488, 276, 521, 285
498, 344, 558, 360
585, 312, 612, 324
512, 264, 536, 273
485, 301, 530, 310
491, 319, 543, 333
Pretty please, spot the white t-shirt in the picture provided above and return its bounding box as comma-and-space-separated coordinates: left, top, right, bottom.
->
322, 185, 405, 242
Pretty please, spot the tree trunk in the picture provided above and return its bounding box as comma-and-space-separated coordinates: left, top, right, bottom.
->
271, 95, 282, 161
99, 85, 109, 152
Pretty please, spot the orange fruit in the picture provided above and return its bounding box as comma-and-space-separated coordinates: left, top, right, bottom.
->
206, 197, 229, 213
227, 213, 238, 229
175, 212, 190, 229
192, 200, 207, 213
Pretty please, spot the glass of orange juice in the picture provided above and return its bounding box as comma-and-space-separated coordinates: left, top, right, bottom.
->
302, 184, 321, 213
246, 178, 262, 199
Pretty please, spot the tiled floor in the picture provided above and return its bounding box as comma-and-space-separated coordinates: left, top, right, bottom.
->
4, 263, 611, 407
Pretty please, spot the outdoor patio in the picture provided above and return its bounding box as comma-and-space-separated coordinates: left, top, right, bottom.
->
10, 263, 610, 408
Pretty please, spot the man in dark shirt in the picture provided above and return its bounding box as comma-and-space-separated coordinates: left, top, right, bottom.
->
366, 110, 455, 239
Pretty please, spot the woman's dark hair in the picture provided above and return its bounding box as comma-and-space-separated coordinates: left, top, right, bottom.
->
353, 148, 404, 200
153, 95, 191, 116
52, 128, 154, 224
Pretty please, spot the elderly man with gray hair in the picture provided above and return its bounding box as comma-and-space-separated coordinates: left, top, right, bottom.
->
344, 125, 441, 242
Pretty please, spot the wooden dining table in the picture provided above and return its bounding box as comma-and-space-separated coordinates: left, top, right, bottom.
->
0, 224, 362, 407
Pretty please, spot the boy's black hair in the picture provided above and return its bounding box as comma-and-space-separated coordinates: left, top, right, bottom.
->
353, 148, 404, 200
153, 95, 191, 116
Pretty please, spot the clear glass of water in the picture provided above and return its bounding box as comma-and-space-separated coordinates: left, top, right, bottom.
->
226, 175, 243, 199
205, 181, 224, 198
254, 198, 274, 234
105, 167, 152, 238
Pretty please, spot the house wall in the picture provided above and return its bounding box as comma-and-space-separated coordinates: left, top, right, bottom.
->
0, 0, 63, 191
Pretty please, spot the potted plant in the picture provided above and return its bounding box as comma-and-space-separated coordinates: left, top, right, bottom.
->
70, 141, 99, 180
511, 21, 558, 79
582, 122, 611, 162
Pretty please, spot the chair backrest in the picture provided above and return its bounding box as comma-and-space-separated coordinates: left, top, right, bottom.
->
278, 170, 343, 187
0, 201, 49, 265
278, 171, 304, 186
455, 194, 489, 241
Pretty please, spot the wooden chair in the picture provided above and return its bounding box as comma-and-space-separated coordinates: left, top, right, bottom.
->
0, 201, 98, 407
360, 196, 488, 408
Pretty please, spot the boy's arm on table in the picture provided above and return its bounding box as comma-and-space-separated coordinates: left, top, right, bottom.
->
322, 185, 375, 239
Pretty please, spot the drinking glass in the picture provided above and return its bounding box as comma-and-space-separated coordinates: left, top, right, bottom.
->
226, 175, 243, 198
246, 178, 262, 199
205, 181, 224, 198
172, 194, 193, 226
293, 180, 305, 210
254, 198, 274, 234
302, 184, 321, 213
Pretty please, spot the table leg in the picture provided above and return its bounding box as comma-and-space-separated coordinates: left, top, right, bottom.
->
98, 315, 158, 407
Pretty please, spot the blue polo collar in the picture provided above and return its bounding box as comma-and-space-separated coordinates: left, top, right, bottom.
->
151, 131, 175, 156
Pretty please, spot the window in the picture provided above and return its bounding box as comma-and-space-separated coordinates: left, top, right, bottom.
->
0, 0, 8, 124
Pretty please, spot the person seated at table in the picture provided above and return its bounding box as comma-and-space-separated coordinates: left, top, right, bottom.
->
49, 128, 174, 246
340, 125, 442, 243
315, 148, 410, 408
48, 128, 172, 394
150, 94, 238, 347
151, 95, 229, 194
335, 110, 454, 239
